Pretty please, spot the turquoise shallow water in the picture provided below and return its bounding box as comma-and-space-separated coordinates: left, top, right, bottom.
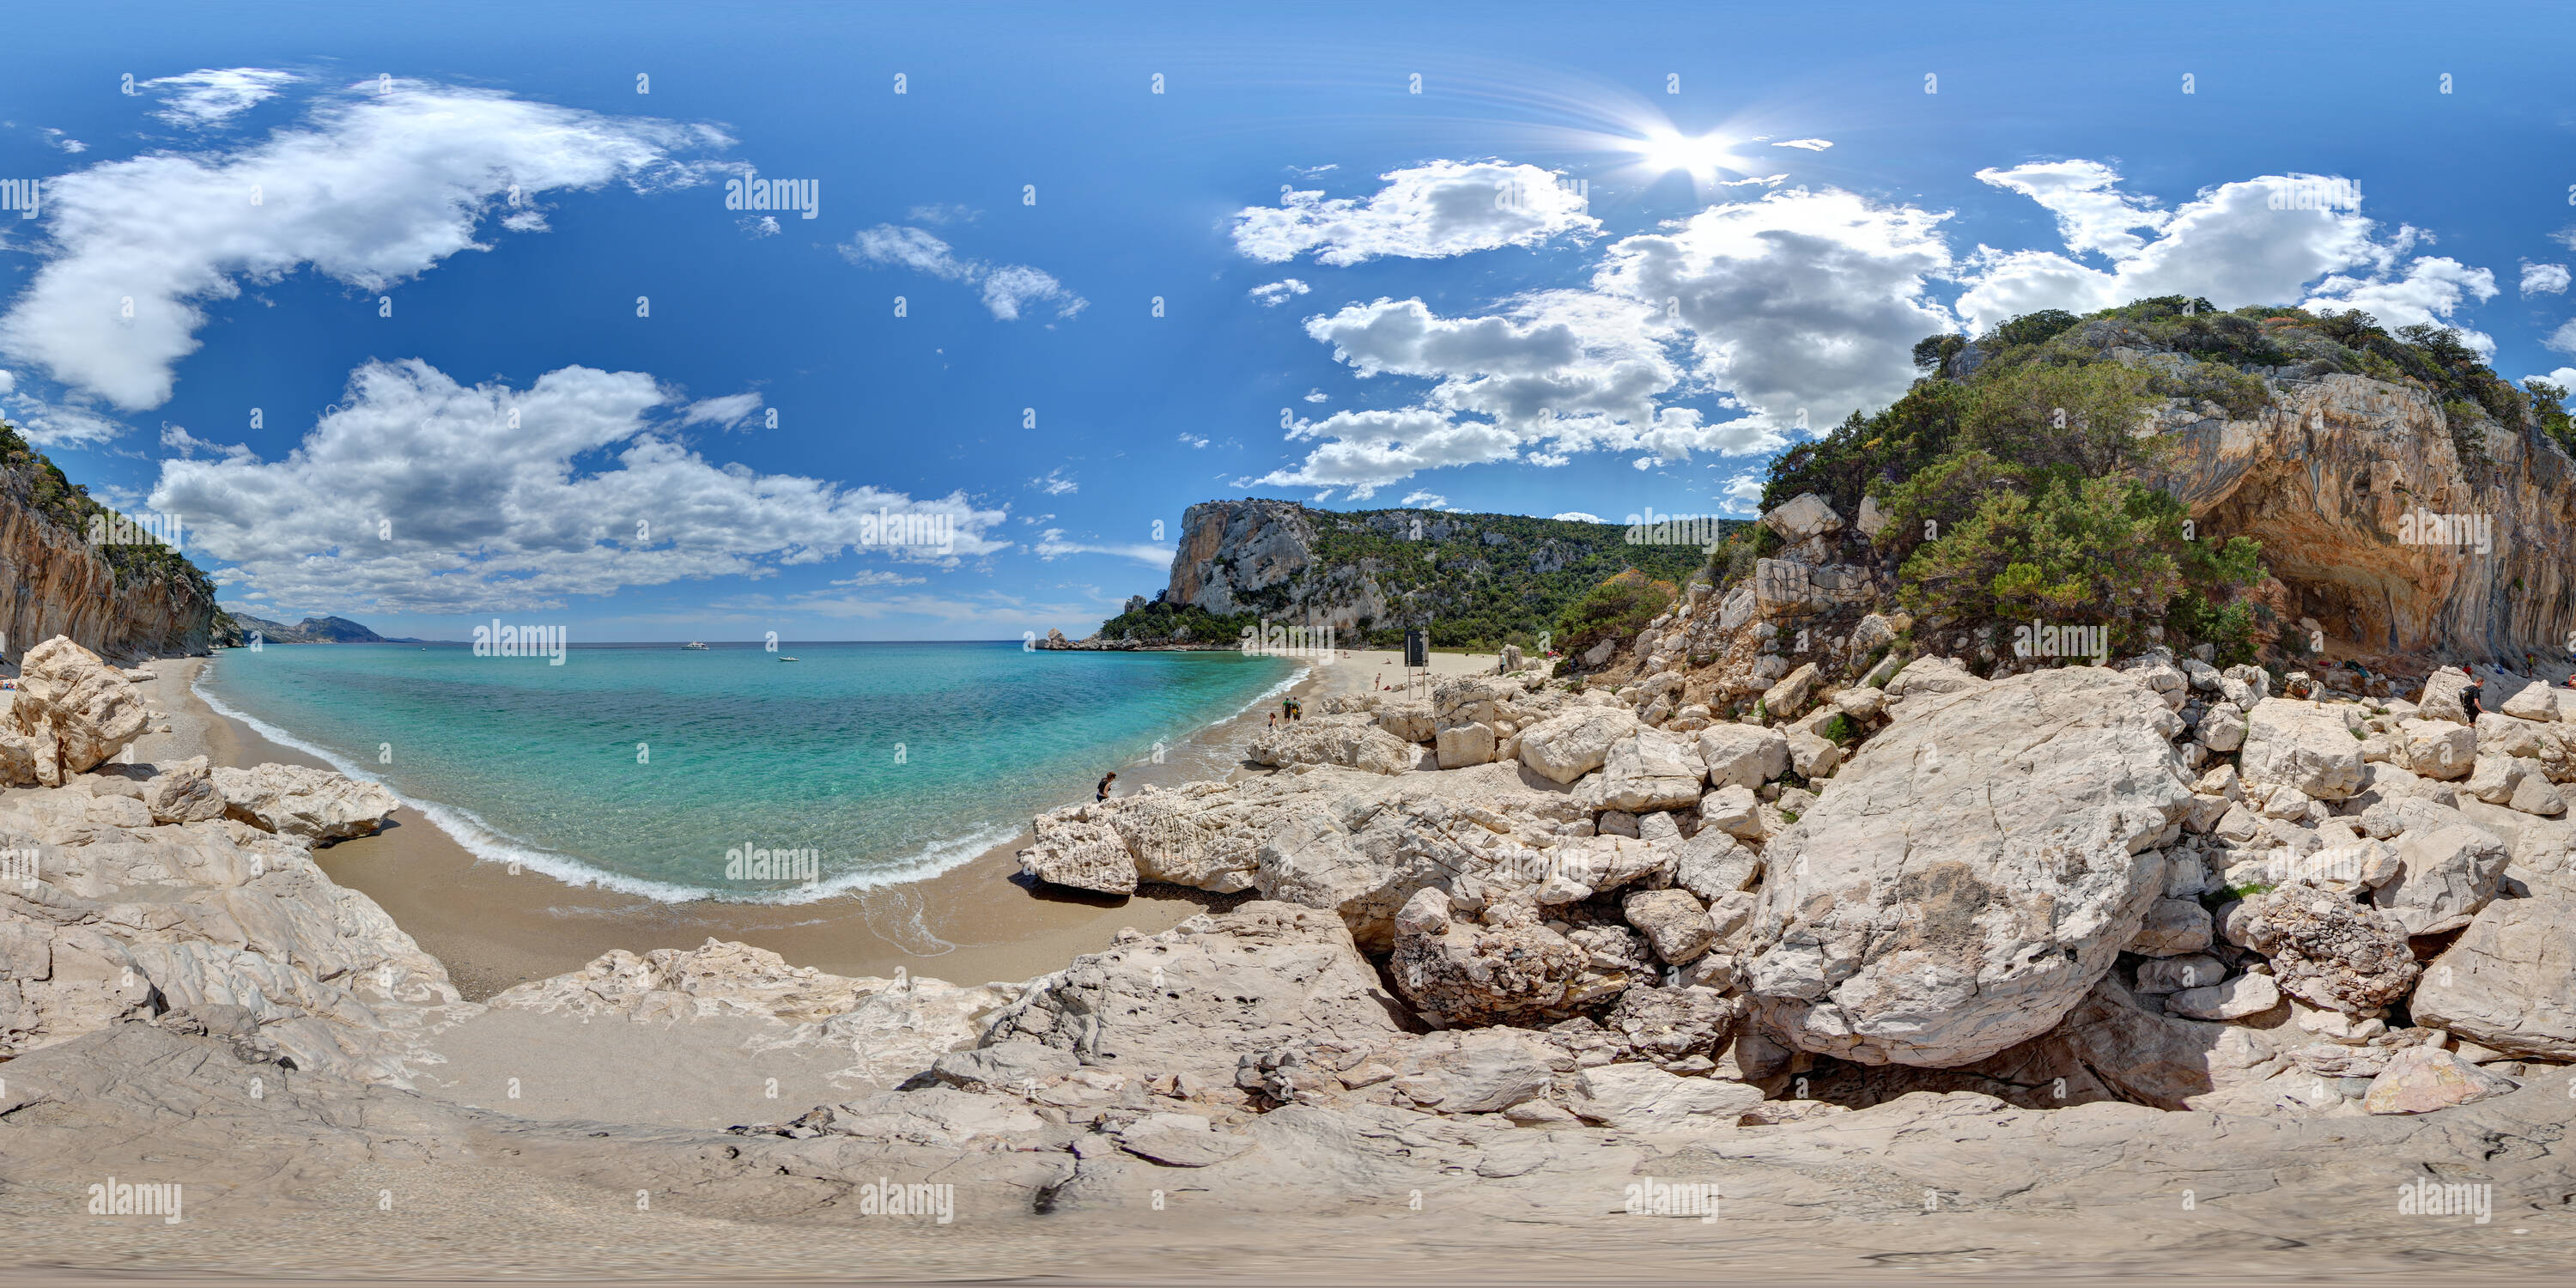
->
196, 641, 1297, 902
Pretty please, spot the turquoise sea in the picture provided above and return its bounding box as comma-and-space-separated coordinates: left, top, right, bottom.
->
196, 641, 1298, 902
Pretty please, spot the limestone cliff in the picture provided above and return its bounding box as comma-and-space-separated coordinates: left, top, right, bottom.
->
1089, 498, 1720, 647
0, 428, 220, 664
2155, 372, 2576, 663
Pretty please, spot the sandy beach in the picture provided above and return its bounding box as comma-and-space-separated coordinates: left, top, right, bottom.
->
147, 643, 1520, 1000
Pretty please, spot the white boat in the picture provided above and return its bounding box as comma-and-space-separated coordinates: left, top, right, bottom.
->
681, 641, 709, 650
778, 655, 799, 662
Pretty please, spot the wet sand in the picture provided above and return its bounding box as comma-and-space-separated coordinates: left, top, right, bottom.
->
151, 645, 1516, 999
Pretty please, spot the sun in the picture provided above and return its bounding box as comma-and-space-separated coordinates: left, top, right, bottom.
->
1628, 128, 1739, 176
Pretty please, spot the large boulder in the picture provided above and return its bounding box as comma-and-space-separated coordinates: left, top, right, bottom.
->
8, 636, 149, 787
1885, 655, 1983, 701
1389, 888, 1632, 1027
1516, 706, 1639, 786
2030, 977, 2288, 1109
2361, 1045, 2517, 1115
1576, 730, 1706, 811
1572, 1062, 1764, 1132
143, 756, 227, 824
1742, 668, 2191, 1066
2240, 882, 2421, 1015
1248, 715, 1415, 776
2399, 720, 2478, 781
1374, 700, 1435, 744
2410, 884, 2576, 1060
1759, 662, 1820, 720
1018, 805, 1138, 895
1696, 725, 1790, 790
1758, 492, 1843, 544
2238, 699, 2366, 800
2416, 668, 2479, 725
2373, 823, 2508, 936
979, 901, 1408, 1081
210, 763, 400, 841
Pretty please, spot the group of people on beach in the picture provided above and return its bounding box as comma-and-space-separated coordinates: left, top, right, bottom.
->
1267, 696, 1303, 729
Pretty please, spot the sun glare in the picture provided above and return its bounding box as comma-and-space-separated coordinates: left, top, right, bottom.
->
1630, 128, 1737, 175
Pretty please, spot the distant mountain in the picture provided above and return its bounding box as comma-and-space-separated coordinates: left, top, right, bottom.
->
220, 611, 422, 644
1071, 499, 1734, 651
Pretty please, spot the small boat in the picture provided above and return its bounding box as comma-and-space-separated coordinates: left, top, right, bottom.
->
681, 641, 709, 650
778, 655, 799, 662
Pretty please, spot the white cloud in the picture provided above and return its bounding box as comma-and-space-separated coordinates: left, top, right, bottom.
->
3, 391, 124, 447
42, 129, 86, 154
1594, 185, 1956, 434
1954, 166, 2489, 349
2521, 261, 2569, 295
149, 358, 1008, 613
1176, 433, 1208, 448
2525, 367, 2576, 391
1400, 490, 1448, 509
2303, 256, 2498, 353
1716, 469, 1766, 514
1972, 160, 2172, 258
1720, 174, 1788, 188
0, 79, 732, 410
841, 225, 1085, 321
1231, 161, 1601, 266
906, 203, 981, 225
738, 215, 781, 238
143, 68, 302, 127
1303, 389, 1328, 403
2547, 320, 2576, 355
1249, 278, 1311, 307
1771, 139, 1834, 151
1550, 511, 1601, 522
678, 392, 763, 430
1030, 468, 1077, 495
1031, 529, 1174, 567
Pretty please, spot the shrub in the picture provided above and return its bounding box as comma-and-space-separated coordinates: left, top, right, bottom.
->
1553, 568, 1674, 659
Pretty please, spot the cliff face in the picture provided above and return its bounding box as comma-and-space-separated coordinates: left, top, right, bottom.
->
1141, 499, 1720, 644
0, 469, 218, 665
2154, 372, 2576, 663
1165, 500, 1323, 617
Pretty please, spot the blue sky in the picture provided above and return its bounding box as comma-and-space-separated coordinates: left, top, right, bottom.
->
4, 0, 2573, 641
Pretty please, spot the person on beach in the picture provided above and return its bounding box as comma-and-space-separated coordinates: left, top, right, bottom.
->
1267, 713, 1277, 729
1097, 772, 1116, 801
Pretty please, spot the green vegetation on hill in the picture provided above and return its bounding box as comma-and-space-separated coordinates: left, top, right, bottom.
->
1749, 297, 2554, 665
1554, 568, 1677, 659
0, 419, 220, 608
1097, 508, 1735, 653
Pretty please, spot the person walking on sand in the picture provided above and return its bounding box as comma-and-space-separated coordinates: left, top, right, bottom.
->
1097, 771, 1116, 801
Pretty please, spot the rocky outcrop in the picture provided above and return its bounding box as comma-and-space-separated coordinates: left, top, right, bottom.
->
0, 770, 471, 1084
2154, 373, 2576, 662
210, 762, 401, 841
1743, 668, 2191, 1067
6, 636, 149, 785
0, 461, 220, 663
2410, 884, 2576, 1059
1247, 714, 1416, 775
978, 902, 1410, 1080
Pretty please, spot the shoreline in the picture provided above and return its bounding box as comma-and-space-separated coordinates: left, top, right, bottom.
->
155, 646, 1506, 999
